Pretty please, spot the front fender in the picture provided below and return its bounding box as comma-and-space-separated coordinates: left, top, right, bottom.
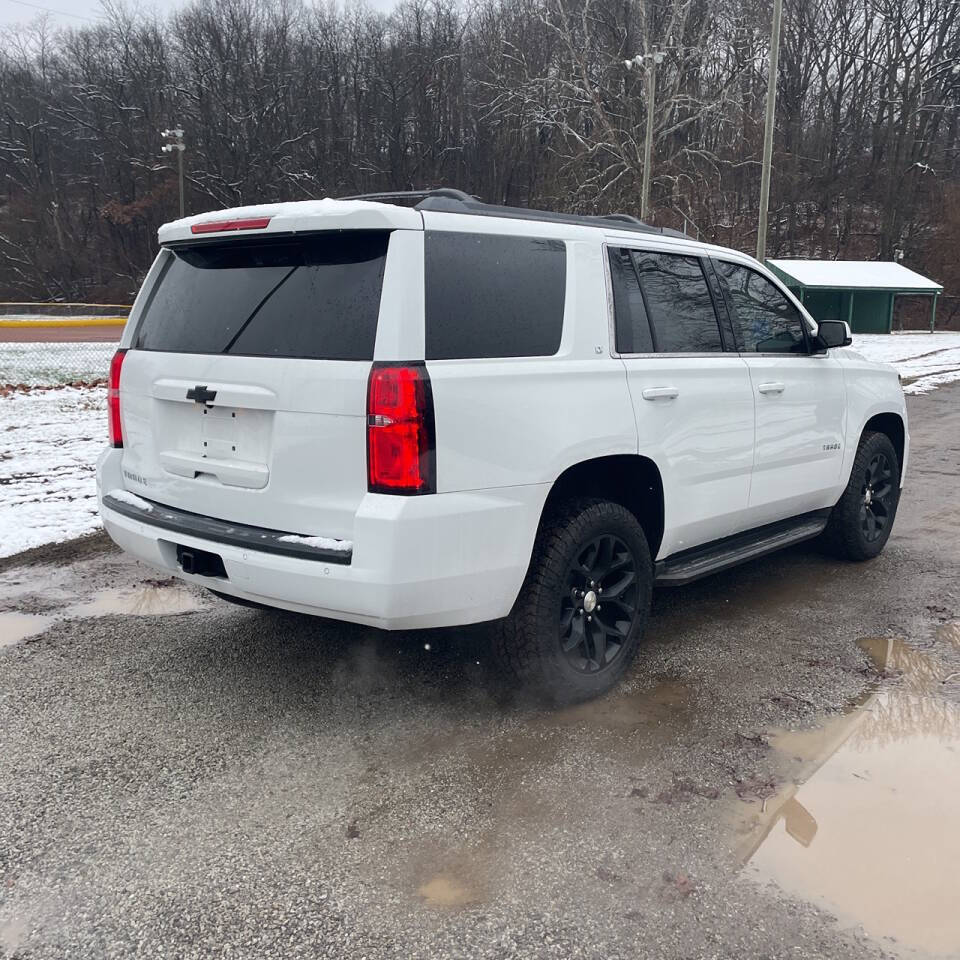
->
840, 366, 908, 489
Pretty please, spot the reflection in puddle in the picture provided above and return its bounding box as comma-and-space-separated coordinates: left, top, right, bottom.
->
858, 635, 947, 693
67, 582, 204, 617
937, 620, 960, 648
0, 612, 53, 648
741, 631, 960, 958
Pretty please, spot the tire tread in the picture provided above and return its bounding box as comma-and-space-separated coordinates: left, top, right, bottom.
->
492, 497, 652, 703
822, 430, 900, 561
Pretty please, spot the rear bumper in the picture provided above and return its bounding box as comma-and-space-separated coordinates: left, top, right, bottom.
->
101, 492, 354, 565
97, 449, 547, 630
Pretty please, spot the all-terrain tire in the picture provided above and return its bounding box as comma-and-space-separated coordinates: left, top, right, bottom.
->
492, 498, 653, 705
822, 430, 901, 561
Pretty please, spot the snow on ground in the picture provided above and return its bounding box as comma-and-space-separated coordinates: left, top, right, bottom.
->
853, 333, 960, 394
0, 333, 959, 559
0, 386, 105, 558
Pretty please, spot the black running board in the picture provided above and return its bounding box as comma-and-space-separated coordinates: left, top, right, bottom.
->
655, 510, 829, 586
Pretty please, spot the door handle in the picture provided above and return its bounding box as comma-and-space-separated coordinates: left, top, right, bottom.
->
757, 382, 786, 395
641, 386, 680, 401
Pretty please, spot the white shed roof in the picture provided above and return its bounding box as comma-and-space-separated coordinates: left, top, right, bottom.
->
766, 259, 942, 293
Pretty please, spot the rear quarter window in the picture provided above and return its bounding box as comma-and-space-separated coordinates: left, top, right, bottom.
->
425, 231, 566, 360
608, 247, 654, 354
134, 232, 389, 360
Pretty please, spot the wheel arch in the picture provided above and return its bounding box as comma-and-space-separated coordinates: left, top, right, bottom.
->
540, 454, 665, 559
861, 411, 905, 479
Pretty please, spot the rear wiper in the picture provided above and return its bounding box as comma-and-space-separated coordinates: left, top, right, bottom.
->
219, 265, 298, 353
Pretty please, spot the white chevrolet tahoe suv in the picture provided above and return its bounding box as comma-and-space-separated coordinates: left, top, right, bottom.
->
98, 188, 907, 703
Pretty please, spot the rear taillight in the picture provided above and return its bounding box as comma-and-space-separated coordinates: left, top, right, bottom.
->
366, 364, 436, 495
108, 348, 127, 448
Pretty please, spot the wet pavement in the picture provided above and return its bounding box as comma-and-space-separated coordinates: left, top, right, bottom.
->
1, 383, 959, 959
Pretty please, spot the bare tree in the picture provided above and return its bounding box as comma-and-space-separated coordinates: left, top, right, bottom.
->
0, 0, 957, 320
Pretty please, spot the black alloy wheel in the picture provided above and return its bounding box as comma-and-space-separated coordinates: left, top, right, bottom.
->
822, 429, 901, 561
560, 533, 640, 673
492, 498, 653, 704
860, 451, 895, 543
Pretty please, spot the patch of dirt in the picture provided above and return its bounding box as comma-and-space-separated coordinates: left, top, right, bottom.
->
0, 529, 113, 573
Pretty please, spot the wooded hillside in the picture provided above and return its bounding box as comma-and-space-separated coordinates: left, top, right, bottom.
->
1, 0, 958, 322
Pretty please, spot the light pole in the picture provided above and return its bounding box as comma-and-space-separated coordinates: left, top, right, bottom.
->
623, 50, 665, 222
161, 127, 186, 219
756, 0, 783, 263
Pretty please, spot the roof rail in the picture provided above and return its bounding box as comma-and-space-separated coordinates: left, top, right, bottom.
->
337, 188, 476, 204
592, 213, 645, 226
338, 187, 690, 239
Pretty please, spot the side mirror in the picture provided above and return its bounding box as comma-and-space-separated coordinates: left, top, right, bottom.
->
814, 319, 853, 350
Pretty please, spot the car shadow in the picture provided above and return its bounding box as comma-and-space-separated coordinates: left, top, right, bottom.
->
188, 538, 841, 711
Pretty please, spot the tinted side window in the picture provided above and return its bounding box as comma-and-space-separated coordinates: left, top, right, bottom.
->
135, 232, 388, 360
714, 261, 807, 354
608, 248, 653, 353
425, 232, 565, 360
632, 251, 723, 352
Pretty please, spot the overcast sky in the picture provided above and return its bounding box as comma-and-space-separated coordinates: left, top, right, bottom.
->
0, 0, 396, 28
0, 0, 173, 27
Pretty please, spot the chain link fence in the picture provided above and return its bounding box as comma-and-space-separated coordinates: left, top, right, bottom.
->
0, 341, 121, 387
0, 304, 129, 388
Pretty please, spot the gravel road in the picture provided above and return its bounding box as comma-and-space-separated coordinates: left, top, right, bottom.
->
1, 384, 958, 960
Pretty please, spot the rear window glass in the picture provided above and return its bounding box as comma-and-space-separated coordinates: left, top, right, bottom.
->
608, 248, 654, 353
425, 231, 565, 360
134, 232, 389, 360
632, 251, 723, 353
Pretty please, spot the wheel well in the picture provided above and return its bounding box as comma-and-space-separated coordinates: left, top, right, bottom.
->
544, 455, 665, 557
863, 412, 905, 477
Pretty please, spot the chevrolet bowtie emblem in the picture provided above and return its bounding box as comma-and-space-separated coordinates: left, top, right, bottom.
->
186, 385, 217, 404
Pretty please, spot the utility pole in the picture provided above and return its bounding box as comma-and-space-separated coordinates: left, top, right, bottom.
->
161, 128, 186, 219
756, 0, 783, 263
624, 49, 666, 222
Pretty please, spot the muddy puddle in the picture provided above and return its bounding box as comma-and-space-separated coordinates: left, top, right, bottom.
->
418, 873, 481, 908
548, 677, 695, 732
738, 630, 960, 958
0, 612, 53, 648
66, 582, 204, 617
0, 563, 205, 627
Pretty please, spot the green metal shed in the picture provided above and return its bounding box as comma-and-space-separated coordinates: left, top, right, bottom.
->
765, 260, 944, 333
